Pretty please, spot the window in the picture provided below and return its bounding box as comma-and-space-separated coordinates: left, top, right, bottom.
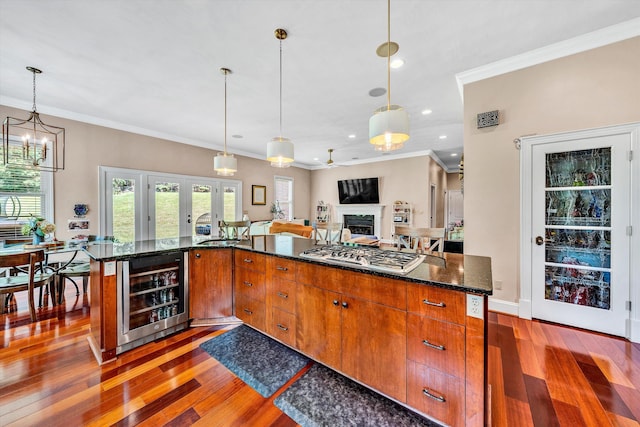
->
0, 162, 53, 240
274, 176, 293, 220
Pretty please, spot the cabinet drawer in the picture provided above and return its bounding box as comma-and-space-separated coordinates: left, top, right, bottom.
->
234, 250, 266, 271
407, 360, 464, 427
343, 274, 406, 310
268, 308, 296, 347
407, 314, 465, 378
235, 268, 266, 301
235, 293, 266, 330
268, 256, 297, 281
296, 262, 341, 293
269, 277, 296, 313
407, 284, 465, 325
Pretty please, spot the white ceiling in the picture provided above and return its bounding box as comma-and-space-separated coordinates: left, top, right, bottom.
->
1, 1, 639, 171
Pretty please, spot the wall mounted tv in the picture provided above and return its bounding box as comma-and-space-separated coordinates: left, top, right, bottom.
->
337, 177, 380, 204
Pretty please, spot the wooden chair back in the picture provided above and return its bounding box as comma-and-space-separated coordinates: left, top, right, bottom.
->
394, 226, 445, 253
219, 220, 251, 240
0, 250, 48, 321
313, 222, 343, 244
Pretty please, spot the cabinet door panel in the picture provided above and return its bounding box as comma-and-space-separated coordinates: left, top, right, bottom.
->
234, 268, 266, 301
341, 296, 407, 402
343, 274, 407, 310
234, 250, 266, 271
268, 256, 297, 281
189, 249, 233, 319
296, 283, 342, 368
407, 314, 465, 378
296, 262, 341, 293
407, 284, 465, 325
407, 360, 464, 427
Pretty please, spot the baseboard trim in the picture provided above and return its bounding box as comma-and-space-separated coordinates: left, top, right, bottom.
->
488, 298, 519, 316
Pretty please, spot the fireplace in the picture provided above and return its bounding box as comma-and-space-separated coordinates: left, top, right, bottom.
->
335, 205, 385, 238
344, 214, 374, 235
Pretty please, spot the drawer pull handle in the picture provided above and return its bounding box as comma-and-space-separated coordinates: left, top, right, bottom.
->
276, 266, 288, 271
422, 339, 445, 351
277, 292, 288, 299
333, 300, 339, 306
422, 299, 445, 308
243, 308, 253, 315
422, 388, 446, 403
277, 324, 289, 331
243, 281, 253, 287
244, 258, 253, 263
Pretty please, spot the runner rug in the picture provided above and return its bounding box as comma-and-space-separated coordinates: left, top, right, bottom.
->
274, 364, 440, 427
200, 324, 309, 397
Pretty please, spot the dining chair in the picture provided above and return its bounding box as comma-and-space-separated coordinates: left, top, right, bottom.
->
219, 220, 251, 240
394, 226, 445, 253
313, 222, 343, 244
55, 235, 114, 303
0, 250, 53, 322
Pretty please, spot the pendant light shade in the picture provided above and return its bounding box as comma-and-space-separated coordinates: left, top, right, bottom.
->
369, 104, 409, 151
214, 67, 237, 176
267, 28, 294, 168
2, 66, 65, 172
267, 136, 294, 168
369, 0, 409, 152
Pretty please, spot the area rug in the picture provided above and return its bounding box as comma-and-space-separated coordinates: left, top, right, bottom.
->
199, 324, 309, 397
274, 364, 440, 427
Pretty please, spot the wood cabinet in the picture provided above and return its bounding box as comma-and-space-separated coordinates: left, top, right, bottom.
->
296, 263, 407, 402
189, 248, 233, 323
266, 256, 298, 347
234, 250, 266, 330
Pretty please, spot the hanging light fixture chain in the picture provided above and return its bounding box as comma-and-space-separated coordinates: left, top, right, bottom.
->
32, 68, 37, 112
224, 70, 228, 154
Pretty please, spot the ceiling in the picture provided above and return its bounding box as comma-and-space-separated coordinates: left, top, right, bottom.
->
1, 1, 639, 172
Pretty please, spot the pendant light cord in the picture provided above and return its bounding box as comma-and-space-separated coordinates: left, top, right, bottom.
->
387, 0, 391, 111
224, 71, 228, 155
32, 69, 37, 112
279, 37, 283, 137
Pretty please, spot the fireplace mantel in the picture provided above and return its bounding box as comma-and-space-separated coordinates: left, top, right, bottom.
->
335, 205, 385, 238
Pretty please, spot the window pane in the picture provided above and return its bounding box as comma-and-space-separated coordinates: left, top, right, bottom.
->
223, 186, 236, 221
0, 159, 44, 239
274, 177, 293, 220
112, 178, 135, 242
193, 184, 212, 236
154, 181, 180, 239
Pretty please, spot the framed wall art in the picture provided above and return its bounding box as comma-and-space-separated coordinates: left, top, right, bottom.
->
252, 185, 266, 205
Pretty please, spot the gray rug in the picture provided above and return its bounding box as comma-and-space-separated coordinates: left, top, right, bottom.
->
200, 325, 309, 397
274, 364, 440, 427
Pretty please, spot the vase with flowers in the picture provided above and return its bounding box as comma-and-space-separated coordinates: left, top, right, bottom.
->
21, 215, 56, 245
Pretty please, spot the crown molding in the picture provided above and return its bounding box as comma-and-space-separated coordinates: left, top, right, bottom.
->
455, 17, 640, 100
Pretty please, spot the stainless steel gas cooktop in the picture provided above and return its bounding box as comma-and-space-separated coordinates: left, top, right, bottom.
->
299, 244, 425, 275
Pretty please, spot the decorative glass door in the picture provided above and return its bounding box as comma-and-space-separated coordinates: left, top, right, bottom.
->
531, 134, 630, 337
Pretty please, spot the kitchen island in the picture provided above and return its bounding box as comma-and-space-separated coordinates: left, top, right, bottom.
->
86, 236, 491, 427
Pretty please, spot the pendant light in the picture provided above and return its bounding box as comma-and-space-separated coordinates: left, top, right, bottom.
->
2, 66, 65, 171
369, 0, 409, 152
266, 28, 294, 168
214, 67, 238, 176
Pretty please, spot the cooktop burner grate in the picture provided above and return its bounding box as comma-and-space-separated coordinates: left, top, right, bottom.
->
299, 244, 424, 275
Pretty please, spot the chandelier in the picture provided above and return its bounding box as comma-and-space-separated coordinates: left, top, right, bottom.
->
2, 66, 65, 171
213, 68, 238, 176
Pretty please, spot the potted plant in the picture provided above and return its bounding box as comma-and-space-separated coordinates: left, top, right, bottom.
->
21, 215, 56, 245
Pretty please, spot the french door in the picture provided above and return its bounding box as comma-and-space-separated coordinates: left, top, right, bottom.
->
528, 130, 631, 336
101, 167, 242, 243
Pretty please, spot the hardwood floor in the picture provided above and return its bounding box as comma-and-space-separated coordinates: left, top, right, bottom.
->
1, 286, 639, 426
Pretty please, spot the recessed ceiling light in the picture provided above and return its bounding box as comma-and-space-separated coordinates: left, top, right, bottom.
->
348, 134, 356, 139
390, 58, 404, 69
451, 153, 458, 157
421, 109, 432, 115
439, 135, 447, 139
369, 87, 386, 97
313, 157, 319, 161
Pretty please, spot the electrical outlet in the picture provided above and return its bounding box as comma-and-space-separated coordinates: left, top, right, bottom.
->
467, 294, 484, 319
494, 280, 502, 290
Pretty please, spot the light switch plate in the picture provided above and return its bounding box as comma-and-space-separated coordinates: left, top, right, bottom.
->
104, 261, 116, 276
467, 294, 484, 319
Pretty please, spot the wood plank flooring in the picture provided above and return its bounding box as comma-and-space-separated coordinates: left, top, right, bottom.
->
1, 286, 639, 426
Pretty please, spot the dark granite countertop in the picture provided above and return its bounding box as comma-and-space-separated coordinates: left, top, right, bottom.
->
85, 235, 492, 295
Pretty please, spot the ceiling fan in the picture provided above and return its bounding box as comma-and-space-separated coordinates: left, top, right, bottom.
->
326, 148, 336, 167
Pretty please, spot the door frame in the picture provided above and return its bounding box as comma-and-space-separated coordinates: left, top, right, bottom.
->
519, 122, 640, 342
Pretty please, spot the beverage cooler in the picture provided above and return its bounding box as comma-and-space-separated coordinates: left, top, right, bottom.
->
116, 251, 189, 354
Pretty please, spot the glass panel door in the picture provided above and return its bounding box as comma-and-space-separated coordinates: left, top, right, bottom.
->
148, 176, 183, 245
531, 135, 630, 336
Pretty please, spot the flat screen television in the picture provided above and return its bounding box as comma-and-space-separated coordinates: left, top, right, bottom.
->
337, 177, 380, 204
